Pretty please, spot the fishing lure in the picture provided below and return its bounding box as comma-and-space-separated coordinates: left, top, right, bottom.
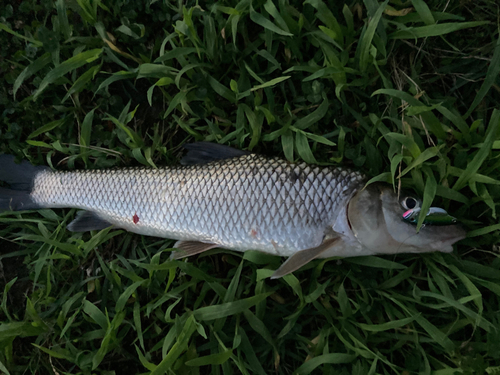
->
403, 207, 457, 226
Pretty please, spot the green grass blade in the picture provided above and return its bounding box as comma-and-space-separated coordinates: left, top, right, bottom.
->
345, 257, 406, 269
193, 293, 272, 321
293, 96, 329, 130
115, 280, 146, 312
304, 132, 335, 146
373, 88, 447, 139
135, 345, 156, 371
337, 282, 352, 318
242, 104, 263, 150
57, 291, 84, 329
82, 300, 108, 330
105, 112, 144, 148
418, 290, 492, 331
303, 67, 342, 82
385, 133, 421, 158
92, 311, 126, 370
294, 353, 356, 374
453, 109, 500, 190
295, 130, 317, 164
416, 170, 437, 231
13, 52, 51, 98
34, 48, 103, 100
249, 4, 293, 36
414, 315, 454, 351
185, 349, 233, 366
243, 309, 275, 347
95, 71, 136, 94
0, 359, 10, 375
208, 75, 236, 103
55, 0, 71, 39
466, 223, 500, 237
263, 0, 289, 32
410, 0, 435, 25
147, 77, 174, 106
137, 63, 177, 79
62, 64, 100, 103
0, 22, 43, 46
1, 278, 17, 322
79, 108, 95, 165
389, 21, 489, 39
281, 130, 294, 161
0, 321, 46, 340
304, 0, 343, 41
150, 315, 197, 374
27, 118, 67, 139
251, 76, 290, 91
238, 328, 267, 375
465, 32, 500, 117
155, 47, 198, 64
435, 105, 470, 140
435, 185, 469, 203
357, 0, 389, 72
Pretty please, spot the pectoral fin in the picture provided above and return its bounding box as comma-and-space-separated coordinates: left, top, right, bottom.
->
171, 240, 219, 259
270, 238, 340, 279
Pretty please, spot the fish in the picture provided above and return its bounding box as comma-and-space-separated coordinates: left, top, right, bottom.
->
0, 142, 466, 278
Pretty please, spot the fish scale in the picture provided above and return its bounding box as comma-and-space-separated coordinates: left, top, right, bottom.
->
28, 154, 365, 256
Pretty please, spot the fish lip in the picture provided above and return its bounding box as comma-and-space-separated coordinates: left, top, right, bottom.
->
440, 223, 467, 240
427, 224, 467, 251
444, 229, 467, 244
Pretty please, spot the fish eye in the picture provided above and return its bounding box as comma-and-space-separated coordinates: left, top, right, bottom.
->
402, 196, 418, 210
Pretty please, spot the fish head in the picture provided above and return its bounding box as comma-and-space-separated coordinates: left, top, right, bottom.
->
346, 183, 466, 255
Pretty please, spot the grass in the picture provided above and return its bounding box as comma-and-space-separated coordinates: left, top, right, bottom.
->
0, 0, 499, 373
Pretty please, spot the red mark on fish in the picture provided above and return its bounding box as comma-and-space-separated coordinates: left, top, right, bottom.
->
133, 213, 139, 224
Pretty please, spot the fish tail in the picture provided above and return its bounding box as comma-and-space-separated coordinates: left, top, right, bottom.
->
0, 155, 48, 211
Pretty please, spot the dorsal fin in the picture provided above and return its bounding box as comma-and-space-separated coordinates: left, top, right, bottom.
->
181, 142, 249, 165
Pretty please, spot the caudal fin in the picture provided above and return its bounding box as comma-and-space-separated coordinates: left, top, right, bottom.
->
0, 155, 48, 211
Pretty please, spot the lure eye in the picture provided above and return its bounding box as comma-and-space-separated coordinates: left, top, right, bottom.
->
402, 197, 418, 210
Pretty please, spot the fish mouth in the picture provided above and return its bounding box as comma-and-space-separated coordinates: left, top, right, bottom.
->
426, 224, 467, 252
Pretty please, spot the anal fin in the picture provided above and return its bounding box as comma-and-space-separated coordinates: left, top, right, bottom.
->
270, 238, 340, 279
67, 211, 113, 232
171, 240, 219, 259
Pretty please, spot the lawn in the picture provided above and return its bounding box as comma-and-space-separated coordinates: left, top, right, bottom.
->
0, 0, 499, 374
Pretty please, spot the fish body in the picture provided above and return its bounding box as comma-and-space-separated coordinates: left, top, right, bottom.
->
30, 153, 364, 257
0, 143, 466, 278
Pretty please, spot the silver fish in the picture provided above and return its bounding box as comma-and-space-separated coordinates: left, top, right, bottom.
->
0, 143, 466, 278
